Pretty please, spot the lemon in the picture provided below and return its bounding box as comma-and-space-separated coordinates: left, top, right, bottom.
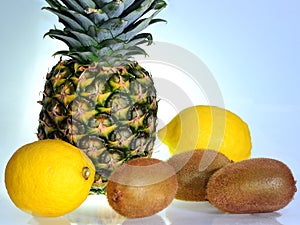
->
157, 105, 252, 162
5, 139, 95, 217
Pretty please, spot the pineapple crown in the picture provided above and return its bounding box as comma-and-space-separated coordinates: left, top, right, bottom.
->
43, 0, 167, 66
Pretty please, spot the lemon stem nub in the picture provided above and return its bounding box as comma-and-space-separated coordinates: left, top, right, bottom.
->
82, 167, 90, 180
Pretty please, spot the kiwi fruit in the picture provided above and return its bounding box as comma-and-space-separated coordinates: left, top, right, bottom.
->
106, 158, 178, 218
206, 158, 297, 213
167, 149, 232, 201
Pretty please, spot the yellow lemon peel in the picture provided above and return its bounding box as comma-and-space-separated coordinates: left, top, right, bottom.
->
5, 139, 95, 217
158, 105, 252, 162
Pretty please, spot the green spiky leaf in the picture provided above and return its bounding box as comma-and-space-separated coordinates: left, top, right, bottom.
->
65, 9, 96, 31
43, 0, 167, 64
45, 29, 82, 49
45, 0, 62, 8
93, 0, 113, 8
118, 10, 163, 41
123, 0, 135, 11
43, 7, 84, 31
69, 50, 99, 62
70, 30, 99, 47
85, 8, 109, 24
100, 18, 128, 36
95, 28, 113, 42
152, 0, 167, 10
122, 0, 155, 25
100, 39, 125, 51
52, 50, 69, 56
75, 0, 96, 9
128, 33, 153, 46
60, 0, 84, 13
102, 0, 124, 18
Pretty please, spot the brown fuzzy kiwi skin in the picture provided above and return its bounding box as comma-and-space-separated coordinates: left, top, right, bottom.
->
166, 149, 232, 201
106, 158, 178, 218
206, 158, 297, 214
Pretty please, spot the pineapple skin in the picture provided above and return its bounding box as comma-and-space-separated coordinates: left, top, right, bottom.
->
38, 59, 158, 194
38, 0, 167, 194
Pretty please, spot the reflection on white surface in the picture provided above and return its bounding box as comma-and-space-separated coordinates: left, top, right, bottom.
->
1, 194, 299, 225
166, 200, 283, 225
211, 213, 283, 225
65, 195, 167, 225
66, 195, 125, 225
28, 217, 71, 225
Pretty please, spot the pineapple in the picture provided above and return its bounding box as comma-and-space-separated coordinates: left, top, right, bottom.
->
37, 0, 167, 194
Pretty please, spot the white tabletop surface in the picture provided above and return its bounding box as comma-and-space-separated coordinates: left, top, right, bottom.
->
0, 191, 299, 225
